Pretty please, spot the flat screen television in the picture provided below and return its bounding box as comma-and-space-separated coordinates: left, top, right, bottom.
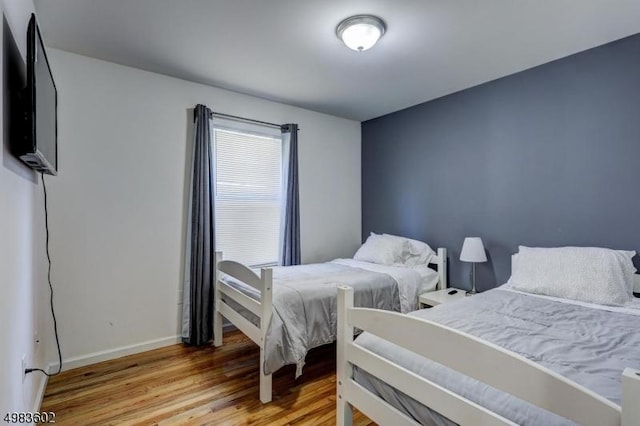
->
19, 13, 57, 175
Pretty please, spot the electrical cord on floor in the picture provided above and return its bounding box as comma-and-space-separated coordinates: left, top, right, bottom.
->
25, 173, 62, 377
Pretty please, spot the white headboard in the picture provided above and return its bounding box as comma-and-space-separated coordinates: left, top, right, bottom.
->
429, 248, 448, 290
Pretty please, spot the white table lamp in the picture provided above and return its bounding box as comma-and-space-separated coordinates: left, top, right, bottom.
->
460, 237, 487, 295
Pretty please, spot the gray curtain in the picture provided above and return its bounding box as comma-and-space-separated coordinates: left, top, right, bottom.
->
182, 104, 215, 346
280, 124, 301, 266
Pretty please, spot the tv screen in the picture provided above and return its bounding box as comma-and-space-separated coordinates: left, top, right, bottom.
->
20, 13, 57, 175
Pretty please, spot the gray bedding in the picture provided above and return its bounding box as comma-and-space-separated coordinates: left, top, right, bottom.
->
222, 262, 400, 376
354, 289, 640, 425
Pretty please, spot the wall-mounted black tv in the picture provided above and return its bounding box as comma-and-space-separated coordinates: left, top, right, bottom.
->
18, 13, 57, 175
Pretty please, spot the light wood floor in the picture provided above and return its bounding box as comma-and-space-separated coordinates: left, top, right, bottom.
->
40, 330, 375, 425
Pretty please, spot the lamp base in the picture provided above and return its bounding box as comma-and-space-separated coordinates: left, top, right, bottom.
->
468, 263, 478, 296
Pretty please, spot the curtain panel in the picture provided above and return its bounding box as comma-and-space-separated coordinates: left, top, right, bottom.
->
182, 104, 216, 346
280, 124, 301, 266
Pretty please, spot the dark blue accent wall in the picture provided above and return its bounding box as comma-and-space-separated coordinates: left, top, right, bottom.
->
362, 34, 640, 291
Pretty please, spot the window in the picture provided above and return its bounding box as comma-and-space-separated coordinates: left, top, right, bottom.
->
213, 120, 282, 267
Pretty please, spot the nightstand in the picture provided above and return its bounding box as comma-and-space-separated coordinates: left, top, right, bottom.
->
419, 288, 467, 308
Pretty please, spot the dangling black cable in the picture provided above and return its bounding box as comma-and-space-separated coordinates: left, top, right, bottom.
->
25, 173, 62, 377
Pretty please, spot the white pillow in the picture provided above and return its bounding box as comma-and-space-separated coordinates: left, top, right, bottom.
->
353, 234, 406, 265
382, 233, 436, 266
509, 246, 634, 306
375, 233, 410, 261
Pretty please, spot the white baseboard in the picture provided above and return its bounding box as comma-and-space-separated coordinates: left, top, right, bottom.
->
50, 335, 182, 372
31, 374, 48, 412
47, 327, 234, 373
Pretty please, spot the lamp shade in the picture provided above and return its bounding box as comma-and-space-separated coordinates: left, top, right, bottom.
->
460, 237, 487, 263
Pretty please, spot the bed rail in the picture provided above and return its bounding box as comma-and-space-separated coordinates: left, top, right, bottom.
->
213, 251, 273, 403
336, 286, 640, 426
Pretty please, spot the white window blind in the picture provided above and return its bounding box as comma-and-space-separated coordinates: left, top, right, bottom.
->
213, 125, 282, 267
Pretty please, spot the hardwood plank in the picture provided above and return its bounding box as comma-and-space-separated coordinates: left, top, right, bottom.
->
40, 330, 375, 425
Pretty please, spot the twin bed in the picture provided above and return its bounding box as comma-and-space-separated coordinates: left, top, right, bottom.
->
213, 234, 447, 403
337, 247, 640, 426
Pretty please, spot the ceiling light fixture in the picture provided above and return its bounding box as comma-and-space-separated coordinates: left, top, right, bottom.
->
336, 15, 386, 52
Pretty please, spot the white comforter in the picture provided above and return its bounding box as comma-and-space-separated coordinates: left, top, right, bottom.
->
354, 288, 640, 425
332, 259, 439, 312
222, 259, 438, 376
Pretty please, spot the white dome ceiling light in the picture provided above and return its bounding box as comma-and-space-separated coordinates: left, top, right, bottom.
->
336, 15, 386, 52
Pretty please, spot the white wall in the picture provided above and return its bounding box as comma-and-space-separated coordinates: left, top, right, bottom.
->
0, 0, 52, 413
46, 49, 361, 366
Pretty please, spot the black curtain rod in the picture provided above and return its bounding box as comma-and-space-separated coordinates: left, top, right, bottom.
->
210, 111, 284, 129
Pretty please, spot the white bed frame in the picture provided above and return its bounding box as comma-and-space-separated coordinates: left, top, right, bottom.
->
336, 286, 640, 426
213, 248, 448, 403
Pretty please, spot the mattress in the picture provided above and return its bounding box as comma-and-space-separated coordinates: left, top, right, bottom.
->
353, 288, 640, 425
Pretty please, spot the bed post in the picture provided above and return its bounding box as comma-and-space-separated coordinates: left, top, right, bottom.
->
337, 286, 354, 426
437, 248, 448, 290
259, 267, 273, 403
622, 368, 640, 426
213, 251, 223, 347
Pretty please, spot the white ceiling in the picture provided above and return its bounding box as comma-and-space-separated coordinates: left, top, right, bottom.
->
34, 0, 640, 121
